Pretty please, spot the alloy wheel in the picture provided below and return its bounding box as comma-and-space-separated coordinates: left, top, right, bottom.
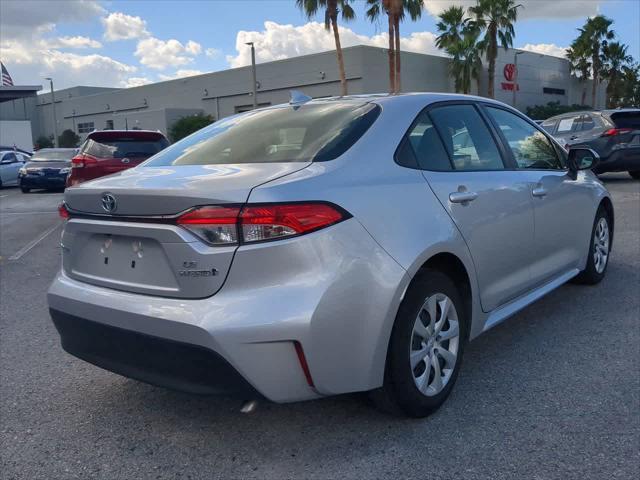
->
593, 217, 610, 274
410, 293, 460, 397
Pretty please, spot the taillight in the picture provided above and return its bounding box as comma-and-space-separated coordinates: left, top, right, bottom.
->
58, 203, 70, 219
601, 128, 633, 137
177, 206, 241, 245
71, 155, 96, 168
240, 203, 346, 243
175, 202, 348, 245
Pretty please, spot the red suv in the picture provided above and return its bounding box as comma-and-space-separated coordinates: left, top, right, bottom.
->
67, 130, 169, 186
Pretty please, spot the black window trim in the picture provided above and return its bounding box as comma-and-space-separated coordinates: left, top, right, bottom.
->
478, 102, 568, 172
393, 99, 516, 172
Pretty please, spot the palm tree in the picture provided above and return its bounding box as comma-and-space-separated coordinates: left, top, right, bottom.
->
468, 0, 521, 99
601, 41, 632, 108
619, 63, 640, 107
436, 6, 484, 94
297, 0, 355, 96
365, 0, 422, 94
576, 15, 614, 108
448, 30, 484, 94
435, 5, 467, 50
566, 39, 591, 105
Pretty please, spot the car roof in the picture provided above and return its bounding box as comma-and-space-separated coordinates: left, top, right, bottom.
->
256, 92, 510, 112
34, 148, 77, 152
86, 130, 167, 140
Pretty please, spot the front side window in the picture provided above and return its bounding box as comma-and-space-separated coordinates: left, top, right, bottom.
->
486, 107, 564, 170
2, 152, 17, 163
145, 103, 380, 166
429, 104, 504, 171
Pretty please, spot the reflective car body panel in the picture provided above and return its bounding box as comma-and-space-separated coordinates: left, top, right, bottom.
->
48, 93, 612, 402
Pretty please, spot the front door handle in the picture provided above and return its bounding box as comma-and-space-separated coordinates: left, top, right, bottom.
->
449, 191, 478, 204
532, 186, 548, 198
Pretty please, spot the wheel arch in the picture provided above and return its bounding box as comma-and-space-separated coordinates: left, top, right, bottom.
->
414, 252, 473, 341
377, 250, 476, 387
599, 196, 614, 244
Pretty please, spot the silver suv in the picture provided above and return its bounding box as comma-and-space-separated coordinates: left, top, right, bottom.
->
49, 94, 613, 417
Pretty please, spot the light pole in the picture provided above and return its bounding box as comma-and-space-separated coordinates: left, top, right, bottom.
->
45, 77, 58, 147
245, 42, 258, 109
512, 51, 524, 109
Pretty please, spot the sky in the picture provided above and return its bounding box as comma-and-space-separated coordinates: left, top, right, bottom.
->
1, 0, 639, 90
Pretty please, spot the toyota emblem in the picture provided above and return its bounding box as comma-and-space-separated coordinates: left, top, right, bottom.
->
101, 193, 117, 213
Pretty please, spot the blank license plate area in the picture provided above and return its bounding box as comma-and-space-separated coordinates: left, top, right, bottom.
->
71, 233, 179, 291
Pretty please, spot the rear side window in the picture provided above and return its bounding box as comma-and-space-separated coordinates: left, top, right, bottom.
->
81, 136, 169, 159
486, 107, 564, 170
396, 111, 451, 170
145, 103, 380, 166
609, 111, 640, 129
429, 104, 504, 171
579, 114, 596, 132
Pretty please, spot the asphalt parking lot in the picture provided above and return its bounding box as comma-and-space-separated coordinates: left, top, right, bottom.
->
1, 175, 638, 480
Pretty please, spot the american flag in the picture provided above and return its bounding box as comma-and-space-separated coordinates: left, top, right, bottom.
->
1, 62, 14, 86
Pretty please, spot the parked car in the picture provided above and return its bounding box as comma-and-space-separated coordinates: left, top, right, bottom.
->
541, 109, 640, 178
18, 148, 77, 192
49, 94, 613, 417
67, 130, 169, 186
0, 149, 30, 188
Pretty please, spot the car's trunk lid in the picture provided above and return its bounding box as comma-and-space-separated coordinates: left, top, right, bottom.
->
61, 163, 309, 298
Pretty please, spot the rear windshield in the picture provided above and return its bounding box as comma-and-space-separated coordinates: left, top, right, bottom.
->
81, 136, 169, 159
609, 111, 640, 129
31, 150, 75, 161
144, 103, 380, 166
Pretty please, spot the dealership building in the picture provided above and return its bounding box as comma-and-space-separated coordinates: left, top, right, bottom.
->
0, 45, 604, 147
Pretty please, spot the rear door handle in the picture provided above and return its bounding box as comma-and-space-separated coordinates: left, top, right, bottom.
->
532, 186, 548, 198
449, 191, 478, 204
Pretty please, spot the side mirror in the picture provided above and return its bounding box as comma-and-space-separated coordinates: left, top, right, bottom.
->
567, 147, 600, 176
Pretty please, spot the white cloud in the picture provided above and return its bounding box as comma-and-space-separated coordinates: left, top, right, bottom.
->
521, 43, 568, 58
50, 36, 103, 49
102, 12, 150, 41
227, 21, 442, 68
206, 48, 222, 59
124, 77, 153, 88
158, 69, 206, 81
0, 0, 105, 39
423, 0, 602, 20
135, 37, 202, 70
0, 38, 136, 89
185, 41, 202, 55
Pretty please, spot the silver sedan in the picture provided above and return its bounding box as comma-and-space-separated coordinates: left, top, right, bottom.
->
48, 93, 612, 417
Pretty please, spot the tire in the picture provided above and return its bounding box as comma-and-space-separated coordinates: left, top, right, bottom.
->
21, 187, 30, 193
629, 171, 640, 180
371, 269, 467, 417
572, 206, 611, 285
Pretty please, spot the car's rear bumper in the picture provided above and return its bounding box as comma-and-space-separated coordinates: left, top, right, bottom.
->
595, 147, 640, 173
50, 309, 260, 396
47, 219, 409, 403
19, 174, 66, 189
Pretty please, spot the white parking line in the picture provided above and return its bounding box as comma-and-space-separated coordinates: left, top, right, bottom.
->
0, 195, 8, 199
8, 222, 61, 261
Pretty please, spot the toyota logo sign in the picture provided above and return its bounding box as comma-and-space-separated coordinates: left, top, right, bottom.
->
504, 63, 517, 82
101, 193, 117, 213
